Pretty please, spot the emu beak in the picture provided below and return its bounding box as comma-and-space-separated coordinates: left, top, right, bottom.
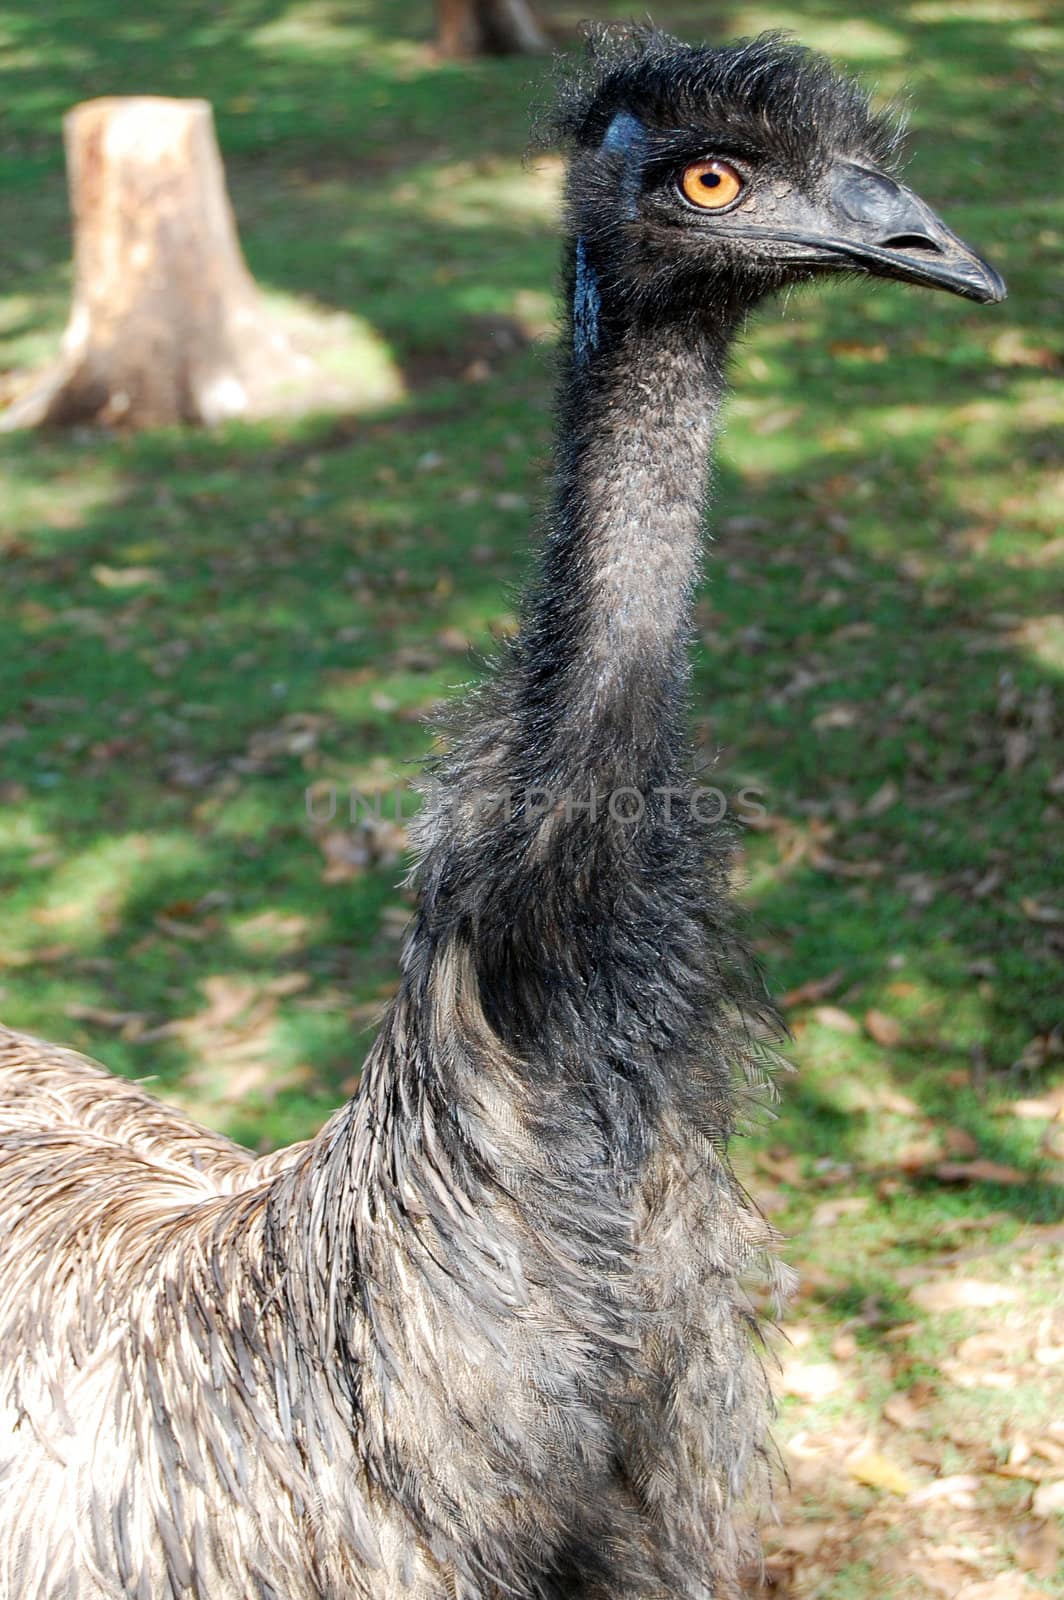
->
818, 163, 1007, 304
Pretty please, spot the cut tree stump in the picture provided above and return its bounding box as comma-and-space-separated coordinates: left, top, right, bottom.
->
2, 98, 326, 430
435, 0, 551, 58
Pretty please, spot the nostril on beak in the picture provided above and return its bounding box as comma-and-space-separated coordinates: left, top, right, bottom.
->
881, 233, 943, 254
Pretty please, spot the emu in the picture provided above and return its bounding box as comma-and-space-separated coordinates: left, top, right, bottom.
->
0, 28, 1002, 1600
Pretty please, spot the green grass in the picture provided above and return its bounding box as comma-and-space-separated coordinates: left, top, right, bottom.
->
1, 2, 1062, 1591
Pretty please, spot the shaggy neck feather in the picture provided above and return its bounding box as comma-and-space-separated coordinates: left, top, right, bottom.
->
380, 297, 756, 1151
519, 310, 733, 789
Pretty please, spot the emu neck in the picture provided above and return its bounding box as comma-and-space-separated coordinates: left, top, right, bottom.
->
405, 307, 747, 1067
511, 311, 735, 805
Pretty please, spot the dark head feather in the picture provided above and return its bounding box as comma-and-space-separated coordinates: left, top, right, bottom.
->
547, 24, 905, 179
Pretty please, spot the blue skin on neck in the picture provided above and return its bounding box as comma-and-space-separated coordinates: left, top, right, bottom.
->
573, 111, 647, 367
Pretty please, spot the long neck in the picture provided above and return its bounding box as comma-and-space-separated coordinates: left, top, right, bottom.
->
518, 308, 732, 793
401, 285, 752, 1097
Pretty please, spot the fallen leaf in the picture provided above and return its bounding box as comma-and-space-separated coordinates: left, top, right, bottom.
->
876, 1088, 922, 1116
779, 969, 845, 1009
435, 627, 472, 653
932, 1160, 1029, 1186
907, 1473, 981, 1506
812, 1196, 869, 1227
846, 1446, 915, 1495
864, 779, 900, 816
91, 563, 161, 588
316, 831, 371, 884
1005, 730, 1033, 772
826, 1337, 858, 1373
1017, 1521, 1061, 1577
1032, 1480, 1064, 1517
864, 1008, 903, 1047
780, 1361, 843, 1401
1004, 1087, 1064, 1120
757, 1148, 804, 1185
883, 1390, 926, 1430
898, 1138, 942, 1171
943, 1128, 980, 1158
1020, 898, 1064, 925
810, 1004, 860, 1034
63, 1003, 149, 1037
813, 703, 858, 729
955, 1575, 1042, 1600
911, 1279, 1019, 1313
772, 1523, 826, 1556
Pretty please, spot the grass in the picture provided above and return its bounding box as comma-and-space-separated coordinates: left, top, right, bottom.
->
1, 1, 1062, 1593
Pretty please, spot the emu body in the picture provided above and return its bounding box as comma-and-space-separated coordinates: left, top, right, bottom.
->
0, 29, 1001, 1600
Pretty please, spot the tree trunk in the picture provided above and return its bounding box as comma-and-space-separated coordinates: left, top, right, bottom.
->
435, 0, 551, 58
2, 98, 302, 430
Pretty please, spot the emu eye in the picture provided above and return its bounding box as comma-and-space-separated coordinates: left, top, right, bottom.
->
679, 159, 744, 211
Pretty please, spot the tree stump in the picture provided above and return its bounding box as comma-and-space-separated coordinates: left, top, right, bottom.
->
435, 0, 551, 58
2, 98, 308, 430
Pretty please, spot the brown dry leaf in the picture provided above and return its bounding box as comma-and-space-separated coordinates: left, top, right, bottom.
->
876, 1088, 922, 1116
155, 912, 214, 942
910, 1278, 1019, 1313
753, 404, 804, 436
1004, 1086, 1064, 1120
865, 1008, 903, 1047
265, 972, 312, 998
845, 1445, 915, 1495
829, 339, 889, 362
779, 969, 845, 1009
1017, 1522, 1061, 1577
883, 1390, 926, 1430
864, 778, 900, 816
943, 1128, 980, 1158
955, 1575, 1044, 1600
924, 1563, 983, 1598
91, 563, 161, 588
1032, 1480, 1064, 1517
780, 1360, 844, 1402
907, 1473, 981, 1507
317, 830, 371, 884
1005, 730, 1033, 772
932, 1160, 1029, 1186
939, 1212, 1012, 1237
813, 703, 859, 729
771, 1523, 826, 1556
811, 1004, 860, 1034
0, 942, 73, 968
757, 1148, 804, 1185
947, 1331, 1024, 1395
812, 1195, 869, 1227
435, 626, 472, 654
811, 848, 883, 879
195, 976, 261, 1032
1020, 897, 1064, 925
63, 1002, 150, 1039
898, 1137, 942, 1172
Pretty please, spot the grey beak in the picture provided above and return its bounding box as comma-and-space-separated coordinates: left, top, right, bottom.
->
823, 163, 1007, 304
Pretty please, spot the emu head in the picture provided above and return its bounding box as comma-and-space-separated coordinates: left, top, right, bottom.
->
554, 29, 1004, 353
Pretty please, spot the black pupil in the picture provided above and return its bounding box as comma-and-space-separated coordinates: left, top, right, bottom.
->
701, 172, 722, 188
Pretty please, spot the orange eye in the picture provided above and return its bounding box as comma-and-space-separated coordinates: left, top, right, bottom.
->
679, 159, 744, 210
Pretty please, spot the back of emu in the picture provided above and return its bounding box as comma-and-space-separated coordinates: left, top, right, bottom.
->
0, 27, 1002, 1600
